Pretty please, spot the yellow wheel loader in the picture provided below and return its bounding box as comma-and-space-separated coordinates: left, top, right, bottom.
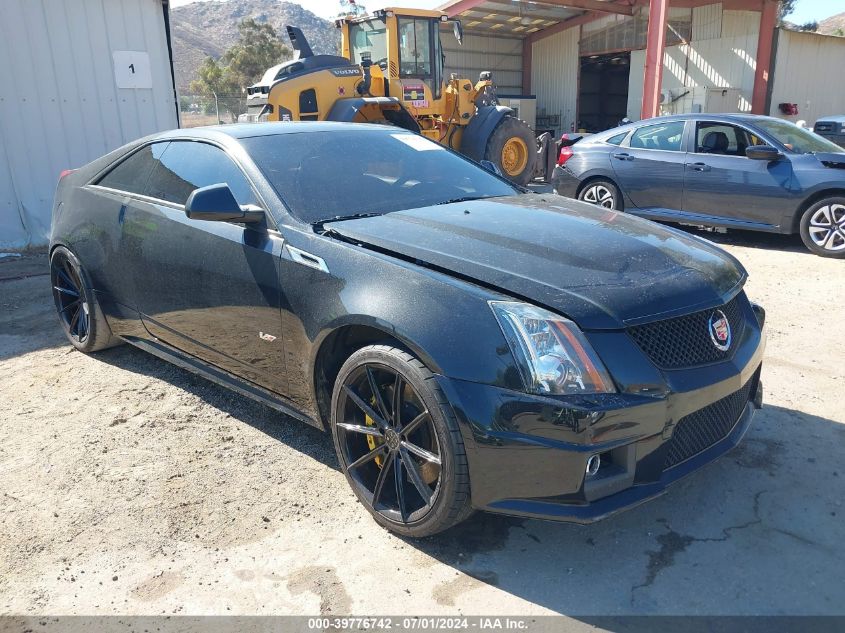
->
240, 8, 555, 185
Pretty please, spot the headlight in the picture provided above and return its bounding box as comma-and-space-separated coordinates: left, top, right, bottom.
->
490, 301, 615, 395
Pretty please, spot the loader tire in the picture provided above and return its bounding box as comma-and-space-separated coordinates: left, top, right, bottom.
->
485, 116, 537, 186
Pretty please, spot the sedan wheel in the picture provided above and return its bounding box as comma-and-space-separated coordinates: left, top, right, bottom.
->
51, 250, 90, 344
50, 246, 121, 352
578, 180, 622, 210
800, 198, 845, 258
331, 345, 472, 537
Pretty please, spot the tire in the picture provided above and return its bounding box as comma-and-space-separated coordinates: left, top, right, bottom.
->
50, 246, 122, 353
799, 197, 845, 258
577, 179, 623, 211
330, 344, 472, 537
484, 115, 537, 186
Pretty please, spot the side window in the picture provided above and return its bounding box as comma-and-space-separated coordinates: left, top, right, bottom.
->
696, 122, 765, 156
398, 18, 431, 77
144, 141, 259, 207
629, 121, 685, 152
606, 132, 628, 146
96, 143, 167, 194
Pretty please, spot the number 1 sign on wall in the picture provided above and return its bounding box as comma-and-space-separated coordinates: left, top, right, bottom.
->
112, 51, 153, 89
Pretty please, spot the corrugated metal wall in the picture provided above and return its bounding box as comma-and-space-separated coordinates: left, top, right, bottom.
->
442, 31, 524, 96
531, 26, 579, 134
769, 29, 845, 126
627, 8, 760, 118
0, 0, 178, 249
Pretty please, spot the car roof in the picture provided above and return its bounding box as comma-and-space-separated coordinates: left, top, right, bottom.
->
147, 121, 395, 143
815, 115, 845, 123
586, 113, 796, 139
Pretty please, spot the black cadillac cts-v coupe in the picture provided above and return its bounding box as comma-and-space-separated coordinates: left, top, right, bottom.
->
50, 122, 765, 537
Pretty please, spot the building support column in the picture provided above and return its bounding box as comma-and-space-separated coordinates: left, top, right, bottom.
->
640, 0, 669, 120
522, 38, 532, 95
751, 0, 778, 114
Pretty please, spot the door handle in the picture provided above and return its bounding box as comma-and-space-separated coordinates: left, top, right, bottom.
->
612, 153, 634, 161
688, 162, 711, 172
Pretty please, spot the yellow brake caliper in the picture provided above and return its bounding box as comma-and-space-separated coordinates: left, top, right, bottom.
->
365, 405, 385, 468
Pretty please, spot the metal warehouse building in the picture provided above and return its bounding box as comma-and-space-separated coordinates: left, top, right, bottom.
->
0, 0, 178, 250
440, 0, 845, 136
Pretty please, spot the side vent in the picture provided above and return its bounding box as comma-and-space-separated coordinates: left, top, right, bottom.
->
299, 88, 319, 121
286, 245, 329, 273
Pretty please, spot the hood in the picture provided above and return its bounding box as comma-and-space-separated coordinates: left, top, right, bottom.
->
325, 195, 746, 330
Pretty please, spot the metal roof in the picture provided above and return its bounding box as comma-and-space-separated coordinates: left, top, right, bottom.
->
439, 0, 635, 39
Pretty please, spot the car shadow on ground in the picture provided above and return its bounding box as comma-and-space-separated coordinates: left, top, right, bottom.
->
675, 225, 811, 255
93, 343, 845, 615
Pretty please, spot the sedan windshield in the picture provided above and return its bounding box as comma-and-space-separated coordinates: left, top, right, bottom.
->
242, 129, 517, 223
752, 119, 842, 154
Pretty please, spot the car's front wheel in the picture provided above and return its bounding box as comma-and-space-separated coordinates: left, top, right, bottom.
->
578, 179, 623, 210
50, 246, 121, 352
330, 345, 472, 537
799, 197, 845, 258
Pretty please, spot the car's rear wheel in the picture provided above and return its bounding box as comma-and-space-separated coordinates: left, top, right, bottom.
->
578, 179, 623, 210
50, 246, 121, 352
799, 197, 845, 258
330, 345, 472, 537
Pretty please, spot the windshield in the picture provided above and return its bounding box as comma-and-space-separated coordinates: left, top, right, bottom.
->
349, 18, 387, 66
752, 118, 843, 154
242, 130, 517, 224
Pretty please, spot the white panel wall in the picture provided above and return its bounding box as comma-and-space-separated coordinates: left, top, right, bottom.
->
442, 31, 524, 96
0, 0, 178, 249
769, 29, 845, 126
627, 9, 760, 118
531, 26, 579, 134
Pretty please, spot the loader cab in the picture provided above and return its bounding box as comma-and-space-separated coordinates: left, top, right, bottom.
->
343, 9, 457, 105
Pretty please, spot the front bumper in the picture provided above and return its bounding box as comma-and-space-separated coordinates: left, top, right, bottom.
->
436, 303, 766, 524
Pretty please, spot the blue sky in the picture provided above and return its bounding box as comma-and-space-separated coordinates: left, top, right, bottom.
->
784, 0, 845, 23
169, 0, 843, 23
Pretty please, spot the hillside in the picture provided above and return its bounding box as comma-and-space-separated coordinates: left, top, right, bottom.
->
818, 11, 845, 36
171, 0, 340, 90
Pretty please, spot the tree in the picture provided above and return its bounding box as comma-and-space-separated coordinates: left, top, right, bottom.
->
778, 0, 797, 22
188, 18, 291, 96
221, 18, 292, 91
339, 0, 367, 18
797, 20, 818, 32
189, 57, 238, 97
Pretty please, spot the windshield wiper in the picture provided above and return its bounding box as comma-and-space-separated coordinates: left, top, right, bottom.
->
316, 212, 385, 225
434, 195, 502, 206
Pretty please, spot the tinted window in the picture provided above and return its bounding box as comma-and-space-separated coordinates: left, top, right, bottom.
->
242, 130, 517, 224
629, 121, 685, 151
97, 143, 163, 194
144, 141, 258, 206
695, 122, 765, 156
606, 132, 628, 146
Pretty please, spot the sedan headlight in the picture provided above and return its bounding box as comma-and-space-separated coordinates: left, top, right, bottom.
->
490, 301, 615, 395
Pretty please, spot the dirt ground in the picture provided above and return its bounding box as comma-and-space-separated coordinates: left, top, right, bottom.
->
1, 227, 844, 620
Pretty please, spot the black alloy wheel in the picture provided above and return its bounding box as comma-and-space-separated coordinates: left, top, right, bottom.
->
49, 246, 121, 352
51, 249, 90, 344
331, 345, 472, 537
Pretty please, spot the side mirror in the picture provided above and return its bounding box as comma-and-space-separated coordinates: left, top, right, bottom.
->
452, 20, 463, 46
185, 184, 264, 223
479, 159, 503, 177
745, 145, 783, 161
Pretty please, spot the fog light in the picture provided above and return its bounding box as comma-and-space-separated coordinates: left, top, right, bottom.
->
586, 454, 601, 477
